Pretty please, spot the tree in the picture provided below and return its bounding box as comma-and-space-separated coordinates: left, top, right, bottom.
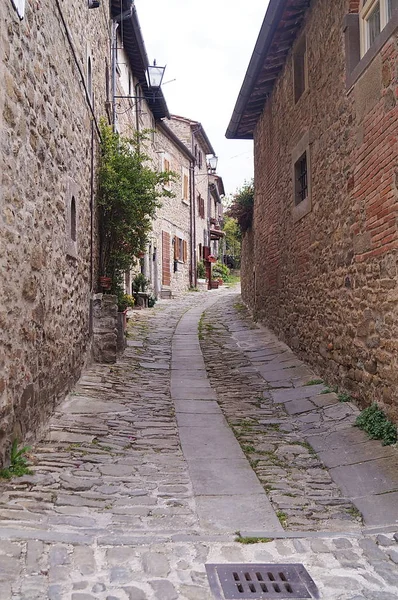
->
227, 179, 254, 233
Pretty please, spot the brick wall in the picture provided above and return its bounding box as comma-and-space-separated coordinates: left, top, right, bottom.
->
243, 0, 398, 419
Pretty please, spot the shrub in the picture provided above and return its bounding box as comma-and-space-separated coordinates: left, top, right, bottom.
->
355, 404, 397, 446
212, 261, 230, 282
228, 180, 254, 233
197, 261, 206, 279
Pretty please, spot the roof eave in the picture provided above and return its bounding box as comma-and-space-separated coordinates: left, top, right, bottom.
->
225, 0, 287, 140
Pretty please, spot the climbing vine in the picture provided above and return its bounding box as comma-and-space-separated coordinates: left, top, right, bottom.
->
98, 120, 175, 293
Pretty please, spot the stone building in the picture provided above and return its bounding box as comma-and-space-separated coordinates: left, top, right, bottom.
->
168, 115, 219, 285
0, 0, 112, 461
227, 0, 398, 419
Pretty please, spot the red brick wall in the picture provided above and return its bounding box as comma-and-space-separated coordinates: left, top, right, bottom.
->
242, 0, 398, 419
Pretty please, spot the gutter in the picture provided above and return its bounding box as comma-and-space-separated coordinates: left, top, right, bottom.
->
225, 0, 287, 139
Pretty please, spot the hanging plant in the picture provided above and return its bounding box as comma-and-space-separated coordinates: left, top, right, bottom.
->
97, 120, 176, 294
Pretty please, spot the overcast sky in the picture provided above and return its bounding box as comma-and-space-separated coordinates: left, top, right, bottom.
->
135, 0, 269, 197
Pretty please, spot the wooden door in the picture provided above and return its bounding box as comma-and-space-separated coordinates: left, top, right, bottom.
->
162, 231, 171, 286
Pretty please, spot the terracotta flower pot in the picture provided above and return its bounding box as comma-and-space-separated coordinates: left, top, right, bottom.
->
99, 276, 112, 290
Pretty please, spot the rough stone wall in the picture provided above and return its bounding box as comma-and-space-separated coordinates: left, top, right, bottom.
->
0, 0, 109, 461
151, 126, 192, 296
246, 0, 398, 419
168, 117, 211, 261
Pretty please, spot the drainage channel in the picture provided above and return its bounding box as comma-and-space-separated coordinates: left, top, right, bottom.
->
206, 563, 319, 599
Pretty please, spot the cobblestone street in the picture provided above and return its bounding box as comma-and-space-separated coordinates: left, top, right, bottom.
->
0, 288, 398, 599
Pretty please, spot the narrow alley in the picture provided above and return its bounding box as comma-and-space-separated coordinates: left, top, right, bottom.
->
0, 288, 398, 599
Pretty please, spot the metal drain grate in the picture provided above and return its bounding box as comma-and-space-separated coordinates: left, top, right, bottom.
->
206, 564, 319, 599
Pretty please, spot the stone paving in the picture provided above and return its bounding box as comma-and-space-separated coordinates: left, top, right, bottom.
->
0, 288, 397, 599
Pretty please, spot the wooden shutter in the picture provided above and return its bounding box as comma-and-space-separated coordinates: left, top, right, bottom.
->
174, 235, 178, 260
162, 231, 171, 286
183, 174, 189, 201
183, 240, 188, 263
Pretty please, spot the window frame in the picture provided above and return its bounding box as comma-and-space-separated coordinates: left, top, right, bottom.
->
360, 0, 395, 55
66, 178, 79, 259
291, 132, 312, 223
293, 34, 308, 104
162, 154, 171, 190
182, 167, 190, 204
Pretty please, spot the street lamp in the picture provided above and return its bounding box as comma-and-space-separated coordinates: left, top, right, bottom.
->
146, 61, 166, 90
208, 155, 218, 173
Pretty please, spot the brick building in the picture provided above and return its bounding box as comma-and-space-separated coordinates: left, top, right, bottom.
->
227, 0, 398, 419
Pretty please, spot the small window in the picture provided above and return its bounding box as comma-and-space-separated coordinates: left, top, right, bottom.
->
360, 0, 396, 55
198, 151, 203, 169
70, 196, 77, 242
66, 181, 78, 259
173, 237, 187, 263
293, 35, 308, 103
294, 152, 308, 205
182, 168, 189, 203
197, 195, 205, 218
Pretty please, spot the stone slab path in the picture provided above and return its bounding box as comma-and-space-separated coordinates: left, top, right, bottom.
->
0, 288, 397, 599
171, 301, 282, 533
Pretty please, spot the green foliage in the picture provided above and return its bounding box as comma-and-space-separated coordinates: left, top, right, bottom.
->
132, 273, 149, 293
355, 404, 397, 445
117, 293, 135, 312
212, 261, 230, 282
148, 294, 157, 308
197, 260, 206, 279
227, 179, 254, 233
305, 379, 324, 386
0, 440, 32, 479
223, 215, 241, 265
98, 121, 175, 290
337, 391, 352, 403
235, 533, 273, 544
276, 511, 288, 527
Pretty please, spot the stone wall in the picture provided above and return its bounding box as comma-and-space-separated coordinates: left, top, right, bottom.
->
0, 0, 109, 461
151, 125, 192, 297
244, 0, 398, 419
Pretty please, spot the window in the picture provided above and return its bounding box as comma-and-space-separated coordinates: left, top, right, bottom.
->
11, 0, 25, 19
197, 195, 205, 218
294, 153, 308, 205
182, 167, 189, 203
66, 179, 79, 259
360, 0, 397, 55
162, 155, 171, 189
198, 151, 203, 169
293, 35, 308, 103
174, 236, 187, 262
291, 132, 312, 222
70, 196, 77, 242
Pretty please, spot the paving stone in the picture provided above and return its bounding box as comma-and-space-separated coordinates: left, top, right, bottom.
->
142, 552, 170, 577
150, 580, 178, 600
385, 549, 398, 564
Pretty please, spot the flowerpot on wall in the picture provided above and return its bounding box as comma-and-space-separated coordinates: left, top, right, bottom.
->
99, 276, 112, 290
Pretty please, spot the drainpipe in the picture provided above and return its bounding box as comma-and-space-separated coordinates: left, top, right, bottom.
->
190, 159, 197, 288
111, 20, 119, 132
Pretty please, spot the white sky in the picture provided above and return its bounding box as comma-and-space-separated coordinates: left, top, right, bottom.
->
135, 0, 269, 197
